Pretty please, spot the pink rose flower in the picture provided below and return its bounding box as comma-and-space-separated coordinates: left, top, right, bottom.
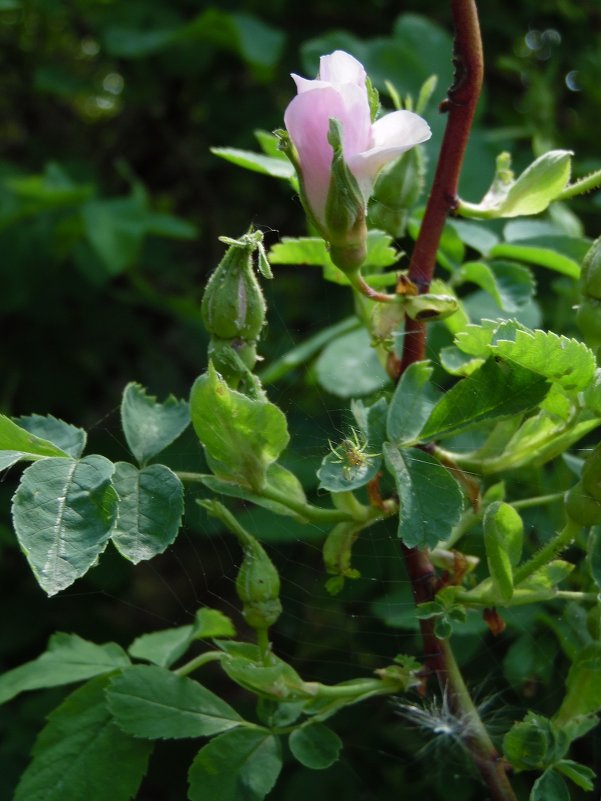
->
284, 50, 432, 228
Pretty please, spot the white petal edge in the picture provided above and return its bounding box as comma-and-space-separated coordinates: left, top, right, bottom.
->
318, 50, 366, 87
371, 110, 432, 149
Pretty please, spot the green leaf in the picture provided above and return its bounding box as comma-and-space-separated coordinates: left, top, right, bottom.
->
194, 608, 236, 639
82, 195, 147, 275
503, 633, 557, 689
588, 526, 601, 589
439, 346, 484, 377
254, 129, 287, 158
518, 560, 574, 593
13, 675, 152, 801
121, 382, 190, 466
188, 728, 282, 801
0, 413, 70, 459
448, 219, 499, 254
483, 502, 524, 601
16, 414, 87, 458
556, 642, 601, 724
12, 455, 119, 595
128, 625, 194, 668
110, 462, 184, 563
317, 432, 381, 493
7, 161, 93, 208
268, 230, 399, 286
190, 363, 289, 491
315, 328, 390, 398
387, 360, 440, 444
288, 723, 342, 769
491, 330, 595, 392
383, 443, 463, 548
499, 150, 572, 217
455, 319, 507, 357
106, 665, 243, 739
0, 632, 130, 704
200, 462, 307, 519
211, 147, 295, 180
351, 396, 388, 451
554, 759, 596, 791
489, 236, 589, 278
0, 450, 24, 470
420, 357, 549, 442
530, 769, 570, 801
104, 26, 179, 57
144, 211, 197, 239
459, 260, 535, 312
503, 712, 568, 772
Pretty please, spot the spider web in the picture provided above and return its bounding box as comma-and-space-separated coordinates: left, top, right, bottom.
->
0, 288, 584, 801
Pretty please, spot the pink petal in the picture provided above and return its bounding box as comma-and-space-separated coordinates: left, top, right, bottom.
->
318, 50, 366, 87
284, 84, 371, 223
291, 74, 331, 94
347, 110, 432, 200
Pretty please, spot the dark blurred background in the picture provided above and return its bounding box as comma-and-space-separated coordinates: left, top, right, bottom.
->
1, 1, 600, 798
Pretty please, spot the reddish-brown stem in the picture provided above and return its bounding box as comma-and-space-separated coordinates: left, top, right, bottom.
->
395, 4, 517, 800
389, 0, 484, 380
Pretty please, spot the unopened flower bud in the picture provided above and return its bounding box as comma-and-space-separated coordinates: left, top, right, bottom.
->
580, 236, 601, 300
236, 536, 282, 630
368, 146, 426, 237
581, 442, 601, 501
577, 238, 601, 347
577, 298, 601, 347
201, 230, 267, 343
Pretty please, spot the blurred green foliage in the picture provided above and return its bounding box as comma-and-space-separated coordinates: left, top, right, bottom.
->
1, 0, 600, 799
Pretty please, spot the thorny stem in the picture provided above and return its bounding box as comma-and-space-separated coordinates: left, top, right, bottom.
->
395, 4, 517, 800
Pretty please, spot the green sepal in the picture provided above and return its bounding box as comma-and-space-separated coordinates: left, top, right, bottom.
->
369, 146, 426, 237
190, 362, 289, 491
324, 118, 368, 274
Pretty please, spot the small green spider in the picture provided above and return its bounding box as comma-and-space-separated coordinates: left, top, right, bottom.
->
327, 428, 380, 479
